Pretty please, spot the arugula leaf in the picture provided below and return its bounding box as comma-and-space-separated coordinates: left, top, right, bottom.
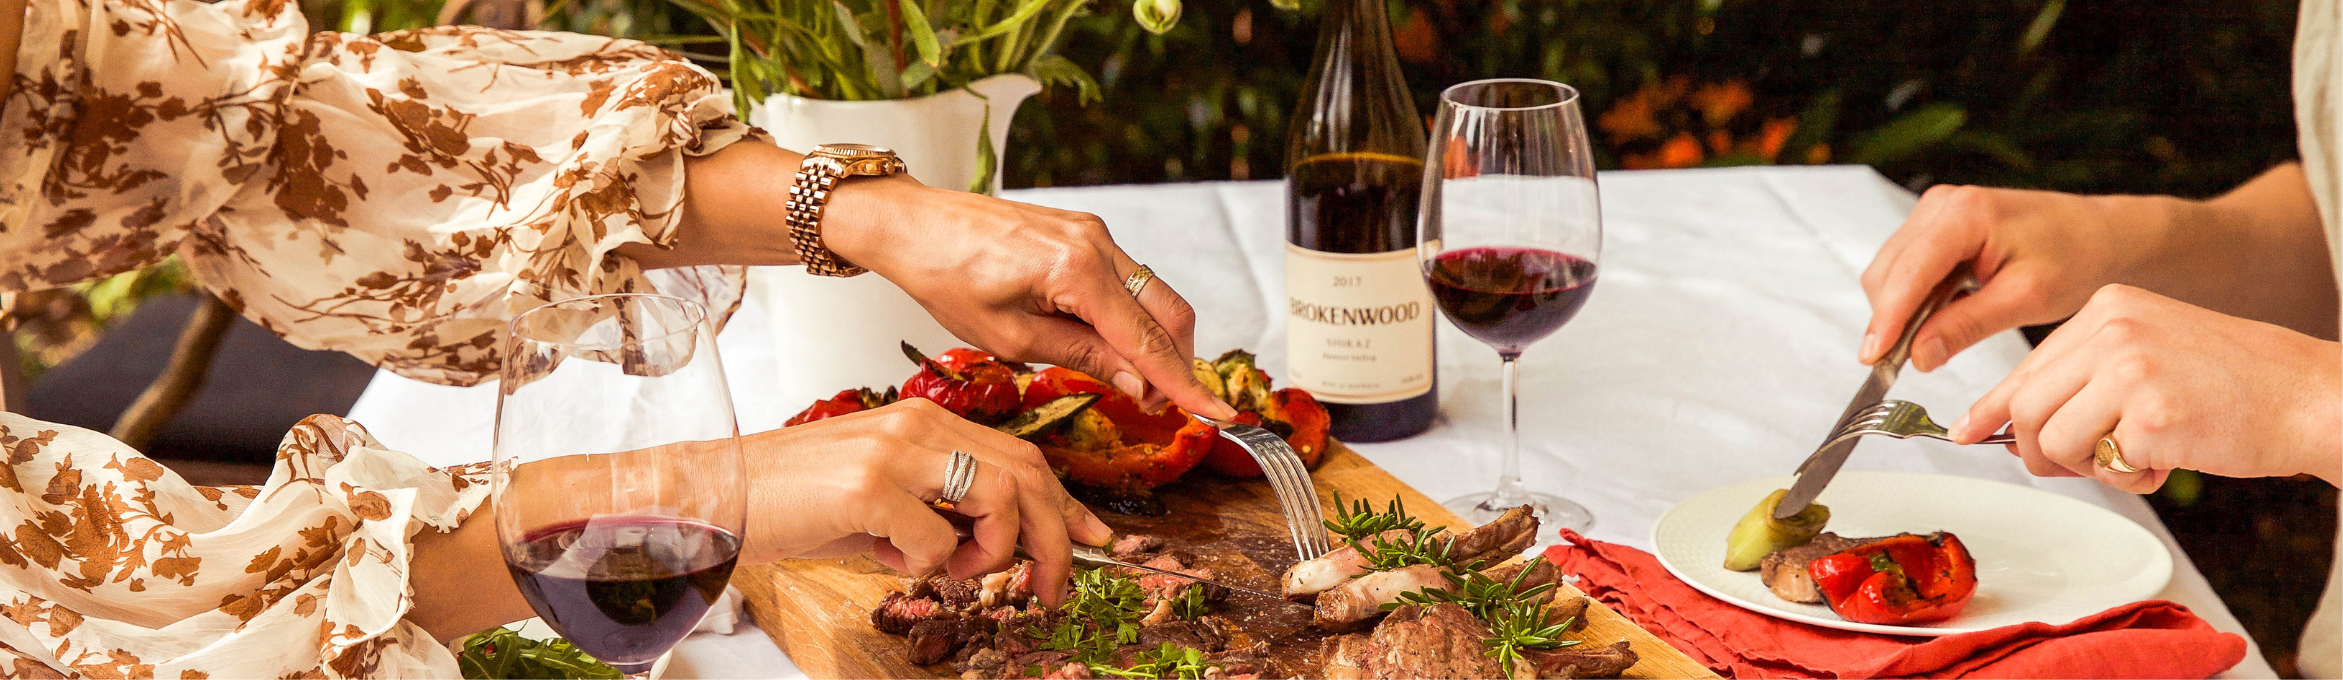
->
456, 626, 624, 680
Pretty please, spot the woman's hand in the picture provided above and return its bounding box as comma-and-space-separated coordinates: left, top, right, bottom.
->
1860, 166, 2334, 372
645, 141, 1234, 418
1860, 185, 2172, 371
823, 176, 1232, 417
1945, 284, 2342, 490
741, 398, 1114, 604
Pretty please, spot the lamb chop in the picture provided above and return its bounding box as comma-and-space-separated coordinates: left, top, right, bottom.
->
1522, 640, 1639, 679
1322, 603, 1510, 679
1286, 505, 1542, 602
1313, 563, 1453, 630
1758, 532, 1898, 603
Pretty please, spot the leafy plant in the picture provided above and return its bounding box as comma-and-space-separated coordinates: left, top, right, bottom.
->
1482, 600, 1581, 671
1090, 642, 1218, 679
1033, 568, 1154, 663
1380, 557, 1582, 671
456, 626, 623, 679
1323, 491, 1427, 542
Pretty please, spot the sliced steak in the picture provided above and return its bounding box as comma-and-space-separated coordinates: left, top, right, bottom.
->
979, 562, 1034, 609
1314, 563, 1451, 630
1136, 618, 1227, 651
1321, 634, 1376, 680
934, 577, 986, 609
873, 591, 951, 634
1110, 533, 1166, 559
1448, 505, 1539, 566
1759, 533, 1891, 604
1523, 639, 1639, 679
909, 616, 1000, 665
955, 647, 1009, 677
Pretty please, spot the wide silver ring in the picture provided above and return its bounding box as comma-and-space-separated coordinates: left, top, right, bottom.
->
939, 450, 978, 506
1123, 265, 1156, 298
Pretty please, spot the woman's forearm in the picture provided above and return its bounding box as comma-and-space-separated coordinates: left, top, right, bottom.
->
408, 503, 536, 644
2133, 163, 2339, 339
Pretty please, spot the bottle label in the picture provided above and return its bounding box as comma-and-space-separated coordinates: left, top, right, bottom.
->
1285, 243, 1435, 404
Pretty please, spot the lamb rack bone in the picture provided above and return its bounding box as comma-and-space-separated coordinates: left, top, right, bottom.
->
1281, 528, 1420, 600
1446, 505, 1540, 566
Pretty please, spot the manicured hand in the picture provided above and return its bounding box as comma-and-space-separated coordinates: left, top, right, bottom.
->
827, 175, 1236, 418
1860, 185, 2173, 371
1944, 285, 2342, 490
740, 399, 1114, 604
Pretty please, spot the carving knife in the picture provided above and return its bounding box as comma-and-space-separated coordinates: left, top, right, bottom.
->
1775, 263, 1978, 519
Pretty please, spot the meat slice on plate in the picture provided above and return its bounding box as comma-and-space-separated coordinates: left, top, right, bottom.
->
1759, 532, 1893, 604
1321, 603, 1508, 679
1110, 533, 1166, 559
1314, 563, 1452, 630
1282, 528, 1417, 600
1446, 505, 1540, 566
1523, 640, 1638, 679
907, 616, 997, 665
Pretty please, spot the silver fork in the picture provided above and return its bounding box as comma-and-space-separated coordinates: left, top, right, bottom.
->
1823, 399, 2016, 449
1191, 413, 1333, 560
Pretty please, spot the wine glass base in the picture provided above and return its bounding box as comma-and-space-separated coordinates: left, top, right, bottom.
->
1443, 491, 1593, 535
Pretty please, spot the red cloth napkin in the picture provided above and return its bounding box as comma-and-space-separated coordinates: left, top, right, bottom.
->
1543, 529, 2247, 679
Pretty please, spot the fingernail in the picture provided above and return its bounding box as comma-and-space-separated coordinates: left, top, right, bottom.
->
1859, 331, 1881, 363
1211, 397, 1239, 420
1948, 415, 1970, 436
1112, 372, 1146, 402
1085, 516, 1112, 544
1916, 337, 1948, 372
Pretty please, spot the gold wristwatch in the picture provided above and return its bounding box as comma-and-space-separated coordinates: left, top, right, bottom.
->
786, 143, 907, 277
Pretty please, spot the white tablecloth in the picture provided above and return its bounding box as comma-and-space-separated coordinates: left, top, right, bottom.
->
347, 165, 2275, 678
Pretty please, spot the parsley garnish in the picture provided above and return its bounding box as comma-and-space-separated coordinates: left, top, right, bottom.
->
1035, 569, 1153, 663
1091, 643, 1218, 679
456, 626, 623, 680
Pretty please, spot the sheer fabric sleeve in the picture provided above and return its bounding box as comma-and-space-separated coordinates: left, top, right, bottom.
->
0, 0, 760, 386
0, 412, 491, 678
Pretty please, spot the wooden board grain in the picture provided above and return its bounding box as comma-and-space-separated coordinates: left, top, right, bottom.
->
735, 444, 1718, 679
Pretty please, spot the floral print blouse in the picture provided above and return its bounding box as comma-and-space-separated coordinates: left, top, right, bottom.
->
0, 0, 764, 673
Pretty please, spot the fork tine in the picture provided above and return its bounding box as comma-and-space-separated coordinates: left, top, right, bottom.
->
1250, 435, 1315, 559
1262, 441, 1327, 558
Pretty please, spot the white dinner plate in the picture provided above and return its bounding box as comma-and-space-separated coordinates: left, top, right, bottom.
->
1650, 471, 2172, 636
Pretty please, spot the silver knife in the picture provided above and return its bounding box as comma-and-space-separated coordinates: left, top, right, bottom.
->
1775, 263, 1978, 519
1062, 544, 1306, 607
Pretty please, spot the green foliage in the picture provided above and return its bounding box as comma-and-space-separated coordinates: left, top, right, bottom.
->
1007, 0, 2301, 196
1090, 643, 1217, 679
1323, 491, 1427, 542
1034, 568, 1154, 663
456, 626, 623, 679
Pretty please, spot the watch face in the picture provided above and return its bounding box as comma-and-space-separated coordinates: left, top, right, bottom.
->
816, 143, 897, 160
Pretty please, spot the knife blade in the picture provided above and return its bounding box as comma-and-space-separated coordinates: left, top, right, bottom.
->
1775, 263, 1978, 519
1062, 545, 1306, 607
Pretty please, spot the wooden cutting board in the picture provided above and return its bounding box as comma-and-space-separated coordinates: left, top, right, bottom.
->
733, 443, 1718, 679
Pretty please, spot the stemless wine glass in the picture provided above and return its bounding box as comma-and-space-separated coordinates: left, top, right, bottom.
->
1418, 79, 1603, 531
494, 293, 748, 678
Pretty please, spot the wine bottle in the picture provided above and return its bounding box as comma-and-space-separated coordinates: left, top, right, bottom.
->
1283, 0, 1435, 442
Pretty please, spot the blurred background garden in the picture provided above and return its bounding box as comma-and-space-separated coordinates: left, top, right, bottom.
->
10, 0, 2333, 674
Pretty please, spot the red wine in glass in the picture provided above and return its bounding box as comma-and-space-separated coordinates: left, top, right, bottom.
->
506, 516, 742, 672
1427, 247, 1598, 353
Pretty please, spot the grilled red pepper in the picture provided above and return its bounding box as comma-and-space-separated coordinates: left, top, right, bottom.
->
1195, 351, 1333, 477
899, 343, 1022, 426
1019, 367, 1215, 490
784, 387, 897, 427
1807, 532, 1978, 625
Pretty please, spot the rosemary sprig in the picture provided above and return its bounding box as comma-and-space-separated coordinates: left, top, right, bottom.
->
1382, 556, 1554, 621
1483, 600, 1582, 670
1090, 643, 1218, 679
1352, 526, 1460, 571
1323, 492, 1430, 542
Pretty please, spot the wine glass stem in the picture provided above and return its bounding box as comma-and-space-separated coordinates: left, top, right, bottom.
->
1489, 352, 1529, 508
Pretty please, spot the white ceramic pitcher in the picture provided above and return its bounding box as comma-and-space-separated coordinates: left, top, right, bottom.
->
742, 74, 1042, 415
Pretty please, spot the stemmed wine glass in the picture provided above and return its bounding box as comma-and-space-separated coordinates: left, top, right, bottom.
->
494, 293, 748, 678
1418, 79, 1603, 531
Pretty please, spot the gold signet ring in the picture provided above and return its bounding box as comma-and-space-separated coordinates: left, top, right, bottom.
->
2094, 435, 2142, 474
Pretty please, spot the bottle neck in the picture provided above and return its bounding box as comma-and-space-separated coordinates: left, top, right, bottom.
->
1288, 0, 1422, 162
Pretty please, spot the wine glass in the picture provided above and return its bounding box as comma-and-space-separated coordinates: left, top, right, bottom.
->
1418, 79, 1602, 531
494, 293, 748, 678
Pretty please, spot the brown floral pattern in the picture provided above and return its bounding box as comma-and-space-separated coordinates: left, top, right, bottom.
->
0, 412, 492, 677
0, 0, 760, 386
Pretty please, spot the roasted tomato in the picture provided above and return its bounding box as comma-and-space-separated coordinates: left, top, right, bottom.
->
1022, 367, 1216, 499
785, 387, 897, 427
900, 343, 1021, 426
1195, 351, 1333, 477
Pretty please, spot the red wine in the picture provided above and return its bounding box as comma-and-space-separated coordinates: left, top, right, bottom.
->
1287, 154, 1439, 442
1284, 0, 1436, 443
1427, 247, 1598, 354
505, 517, 740, 672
